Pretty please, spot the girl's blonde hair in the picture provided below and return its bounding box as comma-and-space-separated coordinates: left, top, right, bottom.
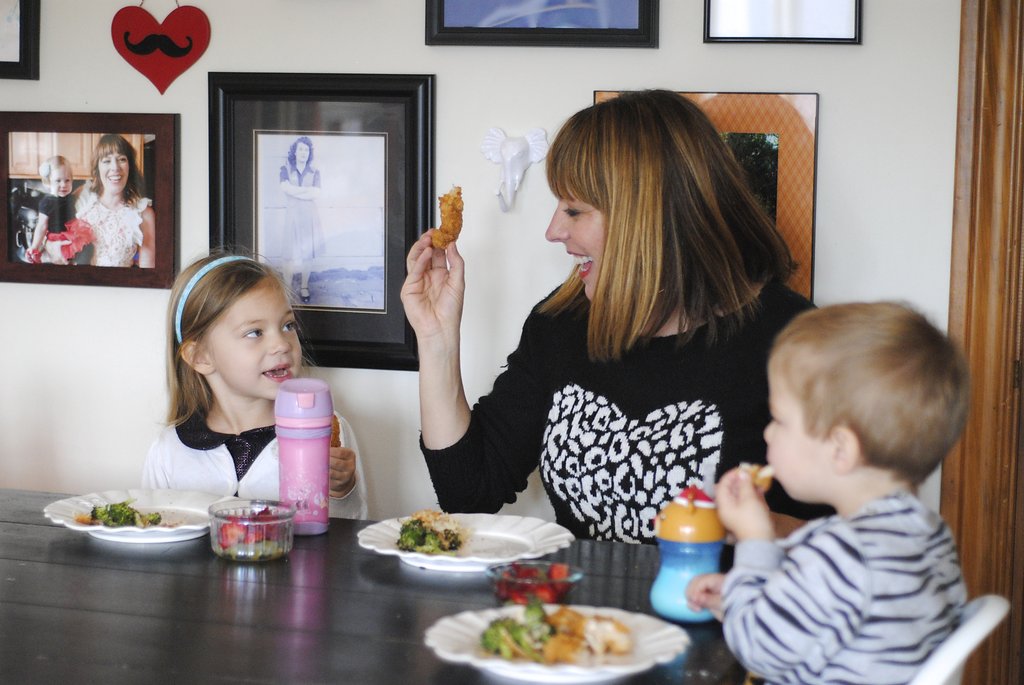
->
38, 155, 72, 185
768, 302, 970, 485
541, 89, 795, 362
166, 253, 296, 425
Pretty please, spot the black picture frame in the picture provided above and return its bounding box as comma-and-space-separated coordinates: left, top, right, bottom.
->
704, 0, 861, 44
209, 72, 433, 371
0, 111, 178, 288
426, 0, 658, 48
0, 0, 39, 80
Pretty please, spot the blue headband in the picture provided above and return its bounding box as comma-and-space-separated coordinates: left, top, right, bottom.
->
174, 256, 249, 344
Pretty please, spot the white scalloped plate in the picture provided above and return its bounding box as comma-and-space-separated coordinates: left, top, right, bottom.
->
357, 514, 574, 572
424, 604, 690, 683
44, 489, 235, 544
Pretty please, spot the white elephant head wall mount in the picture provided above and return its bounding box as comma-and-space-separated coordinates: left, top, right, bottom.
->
480, 127, 549, 212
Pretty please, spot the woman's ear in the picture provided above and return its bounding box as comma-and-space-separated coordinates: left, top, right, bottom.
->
181, 340, 214, 376
829, 425, 863, 474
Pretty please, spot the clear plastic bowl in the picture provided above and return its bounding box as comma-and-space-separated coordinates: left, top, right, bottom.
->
486, 561, 584, 605
209, 500, 295, 562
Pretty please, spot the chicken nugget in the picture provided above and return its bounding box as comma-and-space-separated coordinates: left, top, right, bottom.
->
331, 414, 341, 448
432, 185, 464, 249
739, 462, 774, 491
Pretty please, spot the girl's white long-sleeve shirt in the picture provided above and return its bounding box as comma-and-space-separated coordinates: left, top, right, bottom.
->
142, 414, 368, 519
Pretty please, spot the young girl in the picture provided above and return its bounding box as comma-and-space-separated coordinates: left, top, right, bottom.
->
142, 253, 367, 518
26, 156, 91, 265
72, 134, 156, 268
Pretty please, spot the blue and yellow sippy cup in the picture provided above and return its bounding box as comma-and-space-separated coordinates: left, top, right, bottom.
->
650, 485, 725, 623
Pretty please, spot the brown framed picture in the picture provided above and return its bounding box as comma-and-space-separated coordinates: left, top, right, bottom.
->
595, 91, 818, 300
209, 72, 433, 371
0, 0, 39, 80
0, 111, 178, 288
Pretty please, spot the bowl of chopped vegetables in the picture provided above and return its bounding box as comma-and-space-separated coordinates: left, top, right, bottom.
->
209, 500, 295, 562
486, 561, 583, 605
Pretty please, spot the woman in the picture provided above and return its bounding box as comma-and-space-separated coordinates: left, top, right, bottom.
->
279, 136, 325, 303
402, 90, 823, 543
45, 134, 156, 268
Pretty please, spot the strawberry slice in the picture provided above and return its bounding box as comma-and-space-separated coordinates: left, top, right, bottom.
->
547, 563, 570, 581
218, 522, 246, 550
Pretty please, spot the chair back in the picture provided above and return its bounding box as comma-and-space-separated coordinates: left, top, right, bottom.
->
908, 594, 1010, 685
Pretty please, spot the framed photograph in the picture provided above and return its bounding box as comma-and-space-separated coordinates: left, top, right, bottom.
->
426, 0, 658, 48
704, 0, 861, 44
0, 0, 39, 79
209, 72, 433, 371
595, 91, 818, 299
0, 111, 178, 288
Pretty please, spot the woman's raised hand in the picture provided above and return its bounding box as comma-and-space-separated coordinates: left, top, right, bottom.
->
401, 230, 465, 350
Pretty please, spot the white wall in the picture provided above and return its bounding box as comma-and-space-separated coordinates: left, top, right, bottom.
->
0, 1, 961, 517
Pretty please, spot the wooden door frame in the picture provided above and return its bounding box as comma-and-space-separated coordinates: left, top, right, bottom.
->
945, 0, 1023, 682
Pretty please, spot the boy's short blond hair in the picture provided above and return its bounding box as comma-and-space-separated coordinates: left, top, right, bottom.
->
768, 302, 970, 485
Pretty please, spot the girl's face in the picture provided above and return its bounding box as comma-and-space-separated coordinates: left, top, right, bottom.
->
295, 142, 311, 165
545, 198, 606, 300
97, 151, 130, 195
193, 282, 302, 411
762, 376, 834, 502
49, 166, 73, 197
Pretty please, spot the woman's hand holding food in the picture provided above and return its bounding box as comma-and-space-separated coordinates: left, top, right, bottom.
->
401, 232, 465, 353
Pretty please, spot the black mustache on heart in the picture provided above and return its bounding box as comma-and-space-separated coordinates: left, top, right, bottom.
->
122, 32, 194, 58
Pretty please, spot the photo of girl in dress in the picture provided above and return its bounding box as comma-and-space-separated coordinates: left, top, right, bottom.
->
256, 131, 387, 311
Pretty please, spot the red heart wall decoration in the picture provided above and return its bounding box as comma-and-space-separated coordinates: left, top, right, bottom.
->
111, 5, 211, 94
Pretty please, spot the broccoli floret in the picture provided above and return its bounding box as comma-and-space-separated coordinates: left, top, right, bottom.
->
522, 600, 554, 644
397, 518, 427, 551
138, 511, 162, 527
90, 501, 161, 528
479, 603, 554, 663
396, 516, 461, 554
480, 618, 544, 662
481, 618, 520, 657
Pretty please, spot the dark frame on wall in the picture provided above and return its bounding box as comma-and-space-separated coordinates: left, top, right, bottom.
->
209, 72, 433, 371
704, 0, 861, 44
0, 111, 178, 288
426, 0, 658, 48
0, 0, 39, 80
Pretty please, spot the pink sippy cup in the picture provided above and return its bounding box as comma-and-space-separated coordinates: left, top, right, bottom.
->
275, 378, 333, 536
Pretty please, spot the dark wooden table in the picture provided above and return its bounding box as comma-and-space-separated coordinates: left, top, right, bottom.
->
0, 489, 745, 684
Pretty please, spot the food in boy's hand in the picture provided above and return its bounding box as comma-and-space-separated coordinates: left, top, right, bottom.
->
396, 509, 465, 554
739, 462, 774, 491
479, 601, 634, 665
330, 414, 341, 448
74, 500, 163, 528
431, 186, 464, 248
487, 561, 583, 604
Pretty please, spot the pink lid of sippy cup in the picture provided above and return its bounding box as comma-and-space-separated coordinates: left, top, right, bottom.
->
275, 378, 333, 428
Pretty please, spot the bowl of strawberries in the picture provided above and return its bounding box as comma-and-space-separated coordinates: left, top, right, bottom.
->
209, 500, 295, 562
486, 561, 583, 605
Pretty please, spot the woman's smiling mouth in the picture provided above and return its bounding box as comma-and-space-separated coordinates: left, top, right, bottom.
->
574, 254, 594, 278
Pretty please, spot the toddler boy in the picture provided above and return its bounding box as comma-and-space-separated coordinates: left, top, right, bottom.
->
687, 302, 969, 684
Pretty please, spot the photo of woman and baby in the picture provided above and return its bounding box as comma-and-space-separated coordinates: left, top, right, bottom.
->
7, 131, 156, 269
